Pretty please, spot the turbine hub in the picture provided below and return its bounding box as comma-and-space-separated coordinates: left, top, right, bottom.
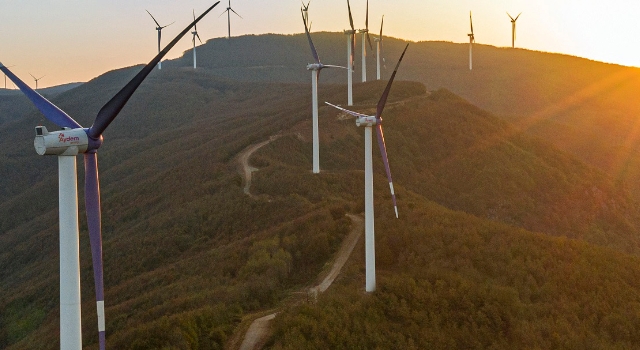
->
307, 63, 322, 71
356, 116, 377, 127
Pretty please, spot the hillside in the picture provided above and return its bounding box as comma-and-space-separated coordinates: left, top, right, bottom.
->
2, 58, 640, 348
170, 33, 640, 199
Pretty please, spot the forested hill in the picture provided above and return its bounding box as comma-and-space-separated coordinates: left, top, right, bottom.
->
2, 51, 640, 347
169, 33, 640, 199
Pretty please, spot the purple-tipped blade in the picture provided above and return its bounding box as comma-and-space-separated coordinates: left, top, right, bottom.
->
347, 0, 355, 31
376, 43, 409, 118
324, 102, 369, 118
146, 10, 161, 27
89, 1, 220, 139
302, 9, 320, 64
84, 152, 106, 350
375, 124, 398, 218
0, 64, 81, 129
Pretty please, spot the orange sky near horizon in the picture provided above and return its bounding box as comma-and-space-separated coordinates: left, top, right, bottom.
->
0, 0, 638, 88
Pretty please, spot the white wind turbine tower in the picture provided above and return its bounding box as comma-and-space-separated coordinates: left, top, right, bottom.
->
344, 0, 356, 106
302, 9, 346, 174
359, 0, 374, 83
191, 10, 203, 69
374, 15, 384, 80
146, 10, 175, 70
29, 73, 45, 90
0, 3, 220, 350
507, 12, 521, 48
468, 11, 475, 70
326, 44, 408, 292
221, 0, 242, 39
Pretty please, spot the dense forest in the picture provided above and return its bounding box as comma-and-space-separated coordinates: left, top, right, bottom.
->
1, 33, 640, 349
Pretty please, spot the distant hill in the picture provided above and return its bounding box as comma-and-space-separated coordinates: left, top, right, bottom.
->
170, 33, 640, 199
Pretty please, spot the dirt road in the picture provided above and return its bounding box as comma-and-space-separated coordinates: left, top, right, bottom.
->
237, 214, 364, 350
237, 135, 280, 196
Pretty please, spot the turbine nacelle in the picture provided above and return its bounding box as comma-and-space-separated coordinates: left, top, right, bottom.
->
306, 63, 322, 71
344, 29, 356, 35
358, 29, 369, 34
34, 126, 89, 156
356, 116, 378, 127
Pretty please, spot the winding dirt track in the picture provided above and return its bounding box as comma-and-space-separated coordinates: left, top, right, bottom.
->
237, 135, 280, 196
237, 214, 364, 350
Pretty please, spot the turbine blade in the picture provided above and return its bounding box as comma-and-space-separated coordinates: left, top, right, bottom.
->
230, 8, 242, 19
302, 9, 321, 64
89, 1, 221, 138
323, 64, 348, 69
507, 12, 514, 21
347, 0, 355, 31
0, 64, 81, 128
380, 15, 384, 39
325, 102, 369, 118
219, 9, 229, 17
161, 21, 175, 29
515, 12, 521, 21
366, 0, 369, 30
146, 10, 161, 27
470, 11, 473, 34
193, 9, 197, 30
196, 32, 202, 44
84, 152, 106, 350
367, 32, 374, 55
375, 124, 398, 218
376, 43, 409, 118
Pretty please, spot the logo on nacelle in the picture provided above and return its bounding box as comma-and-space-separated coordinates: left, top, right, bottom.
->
58, 133, 81, 144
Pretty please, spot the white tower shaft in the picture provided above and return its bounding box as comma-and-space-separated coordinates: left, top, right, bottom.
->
312, 70, 320, 174
469, 40, 473, 70
361, 32, 367, 82
364, 126, 375, 292
58, 155, 82, 350
193, 44, 197, 69
157, 30, 162, 70
347, 34, 353, 106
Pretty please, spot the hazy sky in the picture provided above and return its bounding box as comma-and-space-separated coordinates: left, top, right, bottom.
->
1, 0, 638, 88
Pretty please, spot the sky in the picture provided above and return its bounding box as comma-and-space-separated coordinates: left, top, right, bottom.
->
1, 0, 639, 88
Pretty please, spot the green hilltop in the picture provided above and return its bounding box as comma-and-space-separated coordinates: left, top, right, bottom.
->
1, 33, 640, 348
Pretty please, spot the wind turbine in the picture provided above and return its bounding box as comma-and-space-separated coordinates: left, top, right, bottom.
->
325, 44, 407, 293
191, 9, 203, 69
146, 10, 175, 70
358, 0, 374, 83
29, 73, 45, 90
220, 0, 242, 39
344, 0, 356, 106
0, 3, 220, 349
507, 12, 521, 48
373, 15, 384, 80
301, 8, 346, 174
468, 11, 475, 70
